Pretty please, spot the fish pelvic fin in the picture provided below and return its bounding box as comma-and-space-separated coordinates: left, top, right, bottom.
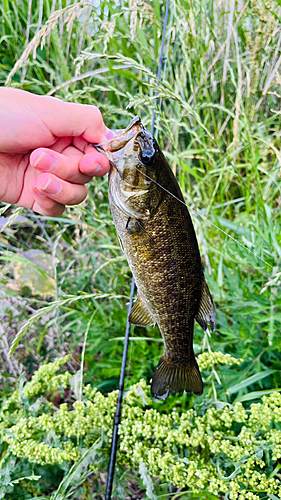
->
196, 280, 216, 332
151, 356, 203, 400
129, 292, 156, 326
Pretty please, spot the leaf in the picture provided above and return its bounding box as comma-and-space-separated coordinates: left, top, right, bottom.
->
0, 207, 24, 232
226, 370, 276, 396
260, 272, 281, 294
1, 250, 51, 280
0, 203, 11, 216
9, 292, 124, 356
51, 440, 102, 500
139, 462, 158, 500
10, 475, 41, 485
236, 388, 281, 403
190, 493, 222, 500
11, 249, 55, 296
28, 498, 49, 500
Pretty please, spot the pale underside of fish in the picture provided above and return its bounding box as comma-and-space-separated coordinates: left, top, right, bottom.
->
97, 116, 216, 400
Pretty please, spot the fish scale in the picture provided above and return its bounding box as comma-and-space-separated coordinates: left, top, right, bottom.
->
99, 116, 216, 400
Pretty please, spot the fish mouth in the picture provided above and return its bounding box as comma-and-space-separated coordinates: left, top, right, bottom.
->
94, 116, 142, 156
107, 116, 142, 152
94, 116, 155, 173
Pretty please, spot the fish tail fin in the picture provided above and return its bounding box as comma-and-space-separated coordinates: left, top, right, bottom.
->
151, 356, 203, 400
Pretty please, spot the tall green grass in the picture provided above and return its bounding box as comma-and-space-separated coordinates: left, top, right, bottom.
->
1, 0, 281, 498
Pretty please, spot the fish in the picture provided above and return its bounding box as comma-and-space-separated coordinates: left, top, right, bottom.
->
97, 116, 216, 400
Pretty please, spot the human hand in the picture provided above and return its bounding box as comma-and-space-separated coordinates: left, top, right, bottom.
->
0, 88, 112, 216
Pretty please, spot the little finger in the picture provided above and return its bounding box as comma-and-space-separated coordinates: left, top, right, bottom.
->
32, 173, 88, 206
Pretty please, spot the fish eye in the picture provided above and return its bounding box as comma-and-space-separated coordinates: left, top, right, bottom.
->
140, 149, 154, 166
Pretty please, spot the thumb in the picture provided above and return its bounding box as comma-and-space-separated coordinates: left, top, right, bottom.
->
41, 97, 107, 143
0, 88, 107, 154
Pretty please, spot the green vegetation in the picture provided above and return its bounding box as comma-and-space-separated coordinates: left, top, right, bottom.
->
1, 355, 281, 500
1, 0, 281, 498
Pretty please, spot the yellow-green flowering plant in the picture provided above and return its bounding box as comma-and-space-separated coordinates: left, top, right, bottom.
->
1, 355, 281, 499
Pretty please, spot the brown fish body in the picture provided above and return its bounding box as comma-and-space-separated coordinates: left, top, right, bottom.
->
102, 117, 216, 399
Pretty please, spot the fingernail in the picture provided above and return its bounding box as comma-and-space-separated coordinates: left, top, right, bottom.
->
105, 128, 115, 140
37, 174, 62, 195
34, 152, 57, 171
83, 161, 103, 175
33, 187, 46, 198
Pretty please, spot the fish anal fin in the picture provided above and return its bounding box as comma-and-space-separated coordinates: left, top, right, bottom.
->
129, 293, 155, 327
196, 280, 216, 332
151, 356, 203, 400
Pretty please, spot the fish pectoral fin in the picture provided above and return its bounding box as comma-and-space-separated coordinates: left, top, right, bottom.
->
196, 279, 216, 332
151, 356, 203, 400
129, 292, 155, 326
136, 220, 154, 240
125, 217, 154, 240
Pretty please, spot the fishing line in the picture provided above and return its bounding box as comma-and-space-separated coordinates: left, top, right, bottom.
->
105, 2, 171, 499
133, 166, 273, 269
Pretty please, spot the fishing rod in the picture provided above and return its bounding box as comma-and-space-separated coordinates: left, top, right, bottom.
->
105, 2, 170, 498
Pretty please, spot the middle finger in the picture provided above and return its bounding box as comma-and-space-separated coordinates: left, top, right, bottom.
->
30, 145, 107, 184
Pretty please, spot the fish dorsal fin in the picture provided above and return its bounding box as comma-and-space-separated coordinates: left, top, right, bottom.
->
129, 292, 156, 326
195, 280, 216, 332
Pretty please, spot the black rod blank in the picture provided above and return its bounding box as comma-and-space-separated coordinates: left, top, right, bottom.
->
105, 277, 135, 500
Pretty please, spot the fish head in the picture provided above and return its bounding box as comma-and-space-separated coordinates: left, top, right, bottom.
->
97, 116, 158, 191
95, 116, 162, 218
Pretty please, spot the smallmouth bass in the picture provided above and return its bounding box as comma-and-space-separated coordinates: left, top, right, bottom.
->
98, 116, 216, 400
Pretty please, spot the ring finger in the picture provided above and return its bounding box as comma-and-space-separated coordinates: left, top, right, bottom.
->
30, 173, 88, 208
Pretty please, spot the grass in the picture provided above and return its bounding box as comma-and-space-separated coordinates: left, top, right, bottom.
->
1, 0, 281, 498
